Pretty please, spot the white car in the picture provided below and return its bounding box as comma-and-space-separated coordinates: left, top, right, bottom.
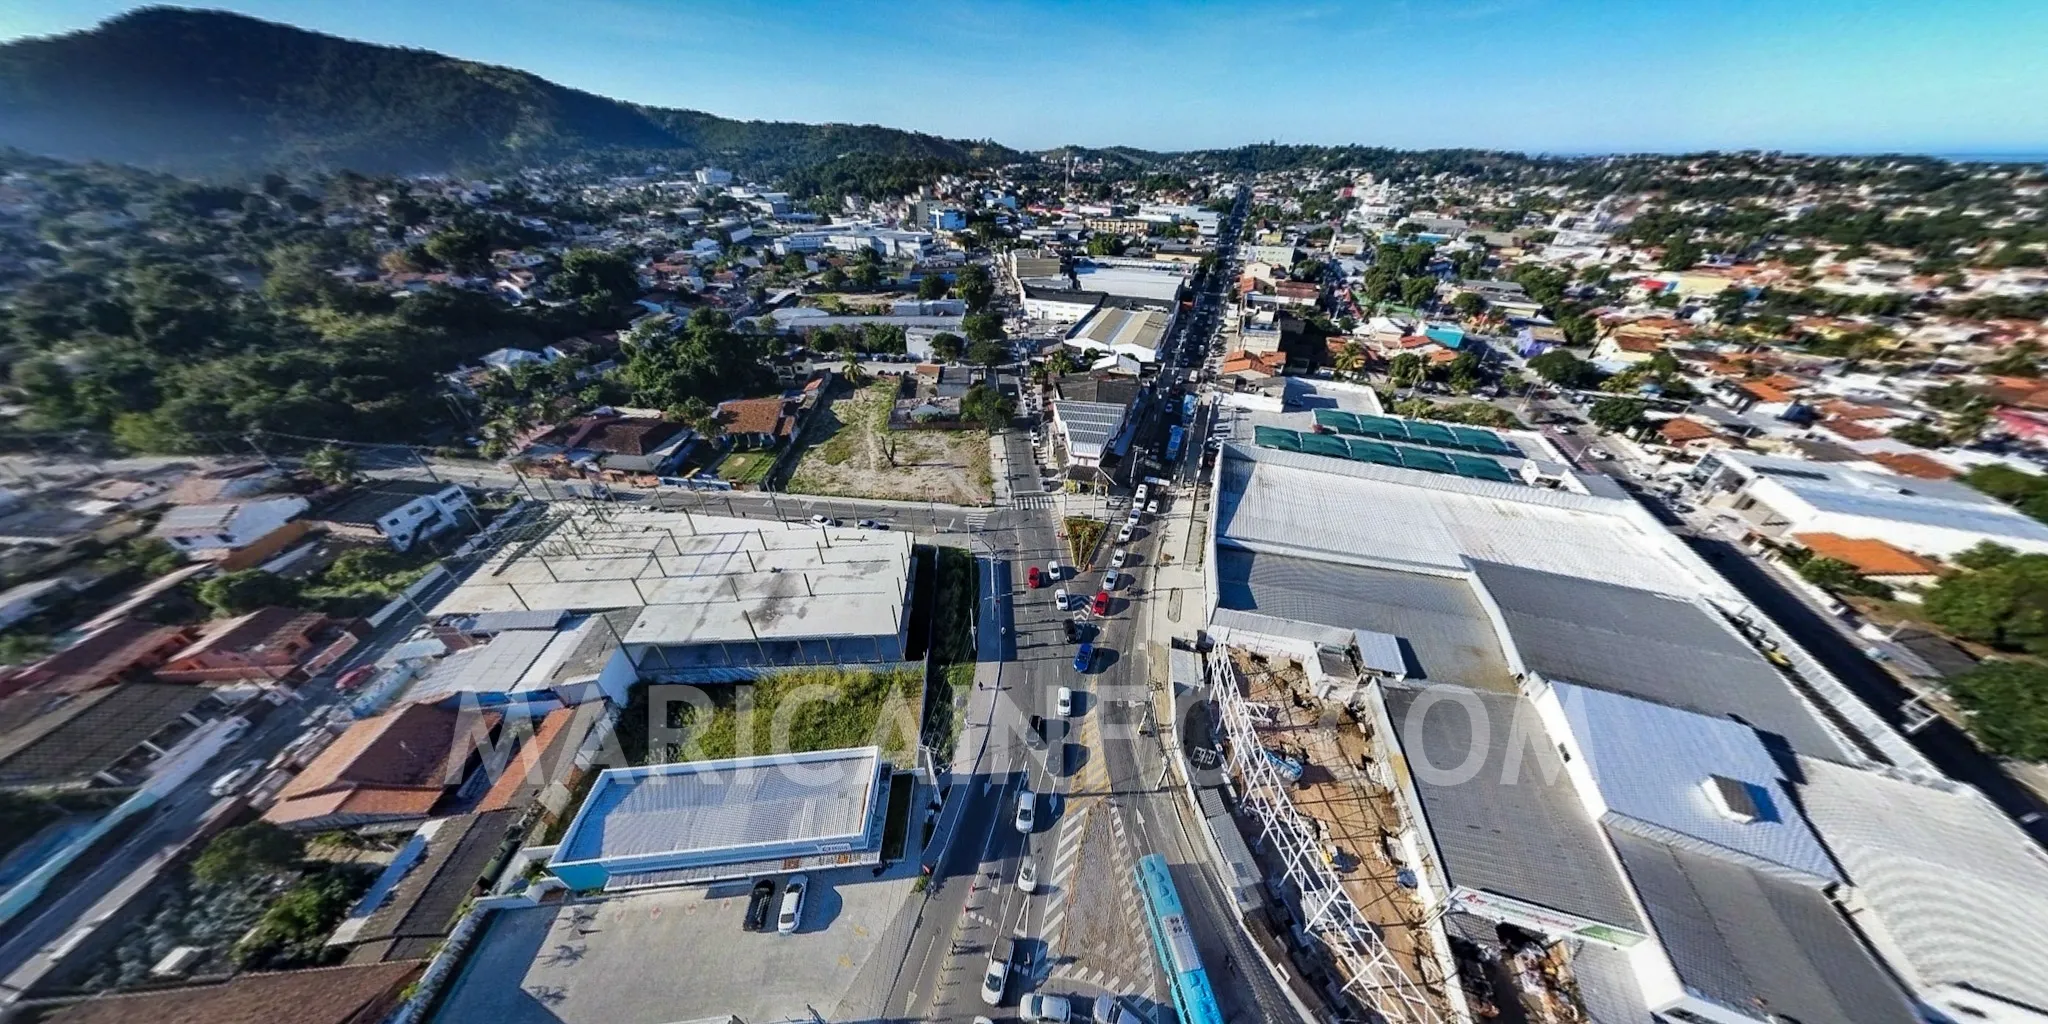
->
1103, 570, 1123, 590
1056, 686, 1074, 716
207, 758, 265, 798
982, 937, 1015, 1005
1018, 858, 1039, 894
1047, 559, 1063, 581
1145, 499, 1160, 515
1111, 548, 1128, 568
1134, 484, 1149, 505
777, 874, 808, 934
809, 514, 830, 525
1117, 525, 1134, 544
1052, 587, 1070, 611
1125, 508, 1141, 526
1023, 993, 1073, 1023
1015, 789, 1036, 833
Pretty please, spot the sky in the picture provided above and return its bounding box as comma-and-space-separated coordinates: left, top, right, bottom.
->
4, 0, 2047, 156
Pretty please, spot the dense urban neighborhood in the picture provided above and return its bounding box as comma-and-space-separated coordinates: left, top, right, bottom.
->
2, 8, 2048, 1024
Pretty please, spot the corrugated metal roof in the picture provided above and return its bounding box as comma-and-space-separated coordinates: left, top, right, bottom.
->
1553, 681, 1839, 884
554, 747, 881, 865
1607, 829, 1918, 1024
1384, 686, 1643, 932
464, 609, 569, 632
1351, 629, 1406, 676
1568, 941, 1654, 1024
1472, 560, 1851, 761
1797, 757, 2048, 1015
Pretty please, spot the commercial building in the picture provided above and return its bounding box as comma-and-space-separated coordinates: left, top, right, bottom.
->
309, 481, 472, 552
432, 507, 917, 683
1200, 437, 1952, 1024
151, 496, 311, 565
544, 746, 890, 891
1066, 305, 1170, 364
1692, 450, 2048, 557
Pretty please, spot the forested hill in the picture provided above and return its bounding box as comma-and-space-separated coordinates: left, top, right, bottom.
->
0, 7, 1015, 178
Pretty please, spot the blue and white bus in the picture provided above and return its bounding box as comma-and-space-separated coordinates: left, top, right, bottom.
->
1133, 853, 1224, 1024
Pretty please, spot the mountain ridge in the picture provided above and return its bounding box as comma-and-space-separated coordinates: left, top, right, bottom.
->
0, 7, 1019, 178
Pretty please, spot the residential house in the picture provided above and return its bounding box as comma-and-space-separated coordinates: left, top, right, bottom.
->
0, 682, 213, 791
0, 617, 195, 698
309, 481, 473, 552
1867, 451, 1959, 481
264, 702, 500, 831
1791, 533, 1946, 588
715, 396, 799, 449
0, 576, 79, 630
1656, 417, 1734, 453
152, 496, 311, 568
154, 607, 347, 684
34, 959, 423, 1024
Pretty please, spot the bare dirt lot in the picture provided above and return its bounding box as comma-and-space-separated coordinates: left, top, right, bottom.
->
787, 382, 992, 505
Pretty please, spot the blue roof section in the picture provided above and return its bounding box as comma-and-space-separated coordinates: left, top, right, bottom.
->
1256, 427, 1515, 484
1312, 409, 1517, 456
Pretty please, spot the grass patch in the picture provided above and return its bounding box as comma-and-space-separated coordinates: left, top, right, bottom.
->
718, 450, 776, 485
925, 545, 979, 758
1064, 516, 1108, 566
618, 667, 924, 765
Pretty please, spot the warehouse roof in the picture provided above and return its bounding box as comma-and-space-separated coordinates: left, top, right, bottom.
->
1383, 686, 1642, 933
1795, 758, 2048, 1016
1607, 829, 1918, 1024
1472, 560, 1851, 760
1727, 452, 2048, 541
552, 746, 882, 866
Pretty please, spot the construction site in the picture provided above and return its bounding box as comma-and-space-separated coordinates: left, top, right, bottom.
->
1212, 646, 1608, 1024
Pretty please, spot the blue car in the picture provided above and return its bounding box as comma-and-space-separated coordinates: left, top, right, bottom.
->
1073, 642, 1095, 672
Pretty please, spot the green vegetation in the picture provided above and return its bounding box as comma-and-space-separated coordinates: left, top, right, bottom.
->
1528, 349, 1602, 389
617, 667, 924, 766
1923, 544, 2048, 655
718, 450, 776, 485
1959, 465, 2048, 526
1064, 517, 1108, 565
1386, 398, 1522, 429
197, 568, 300, 617
927, 545, 979, 755
1793, 555, 1894, 600
192, 822, 305, 885
1947, 661, 2048, 761
960, 383, 1015, 431
618, 308, 777, 412
235, 865, 377, 969
1588, 397, 1649, 433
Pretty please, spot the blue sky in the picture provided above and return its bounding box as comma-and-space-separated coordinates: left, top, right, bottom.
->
5, 0, 2046, 155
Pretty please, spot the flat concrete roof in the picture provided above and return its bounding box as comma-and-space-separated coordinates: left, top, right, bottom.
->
434, 508, 912, 644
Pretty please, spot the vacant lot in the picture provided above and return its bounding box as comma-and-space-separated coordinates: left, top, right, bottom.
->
715, 449, 776, 485
788, 382, 991, 504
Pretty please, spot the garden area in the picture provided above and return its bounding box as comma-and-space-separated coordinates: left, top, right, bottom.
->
787, 381, 992, 505
714, 449, 776, 486
74, 823, 376, 993
1064, 516, 1108, 565
613, 666, 926, 767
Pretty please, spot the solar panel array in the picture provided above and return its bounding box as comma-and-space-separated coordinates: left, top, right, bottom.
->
1312, 409, 1518, 456
1253, 426, 1517, 483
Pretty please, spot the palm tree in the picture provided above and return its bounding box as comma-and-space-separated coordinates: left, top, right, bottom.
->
303, 445, 358, 486
1388, 352, 1427, 391
1332, 343, 1366, 380
840, 348, 867, 385
1045, 349, 1079, 378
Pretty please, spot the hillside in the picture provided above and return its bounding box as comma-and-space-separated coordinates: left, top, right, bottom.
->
0, 7, 1015, 178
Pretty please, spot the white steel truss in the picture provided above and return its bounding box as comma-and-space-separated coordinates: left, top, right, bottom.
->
1214, 660, 1449, 1024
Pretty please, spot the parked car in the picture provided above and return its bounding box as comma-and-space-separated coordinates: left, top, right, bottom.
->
1015, 789, 1036, 833
1027, 566, 1044, 589
1023, 993, 1073, 1023
1061, 619, 1082, 644
1145, 499, 1160, 515
207, 758, 265, 798
1057, 686, 1074, 715
1047, 559, 1063, 581
808, 514, 830, 525
1110, 548, 1128, 568
1053, 588, 1071, 611
1026, 714, 1047, 750
1091, 591, 1110, 616
1094, 995, 1130, 1024
1072, 644, 1094, 673
982, 937, 1015, 1005
1134, 484, 1149, 505
1018, 858, 1039, 894
1103, 570, 1123, 591
1125, 508, 1141, 526
858, 519, 883, 529
1117, 525, 1135, 544
777, 874, 808, 934
743, 879, 777, 931
335, 665, 376, 691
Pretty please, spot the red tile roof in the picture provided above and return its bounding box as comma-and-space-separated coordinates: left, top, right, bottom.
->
1869, 451, 1958, 480
716, 396, 795, 439
40, 961, 423, 1024
1819, 417, 1884, 442
1792, 533, 1944, 577
167, 607, 328, 664
1659, 418, 1719, 443
267, 703, 496, 827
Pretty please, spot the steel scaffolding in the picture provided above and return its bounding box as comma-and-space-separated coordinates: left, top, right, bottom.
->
1214, 659, 1449, 1024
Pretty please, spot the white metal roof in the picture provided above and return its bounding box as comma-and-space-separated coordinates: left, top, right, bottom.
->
1550, 681, 1839, 884
1797, 757, 2048, 1017
1723, 452, 2048, 542
551, 746, 881, 865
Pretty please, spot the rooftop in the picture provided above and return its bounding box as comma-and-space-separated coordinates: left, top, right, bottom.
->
1052, 400, 1130, 458
1724, 451, 2048, 542
551, 746, 882, 867
1069, 306, 1168, 361
0, 682, 210, 788
1790, 532, 1943, 576
36, 961, 423, 1024
268, 702, 496, 826
314, 481, 460, 527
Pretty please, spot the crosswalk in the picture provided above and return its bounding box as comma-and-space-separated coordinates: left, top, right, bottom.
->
1010, 493, 1057, 510
1039, 805, 1090, 948
964, 510, 991, 531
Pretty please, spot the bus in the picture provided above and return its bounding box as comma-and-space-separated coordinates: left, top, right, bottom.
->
1133, 854, 1224, 1024
1166, 425, 1186, 462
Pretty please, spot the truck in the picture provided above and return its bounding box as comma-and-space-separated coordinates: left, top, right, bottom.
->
1166, 425, 1186, 461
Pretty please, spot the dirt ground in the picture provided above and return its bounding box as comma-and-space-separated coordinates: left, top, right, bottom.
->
787, 382, 993, 504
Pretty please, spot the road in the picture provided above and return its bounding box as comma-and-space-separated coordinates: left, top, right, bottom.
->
0, 568, 465, 995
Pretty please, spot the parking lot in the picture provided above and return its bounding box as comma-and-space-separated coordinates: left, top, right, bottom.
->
432, 865, 922, 1024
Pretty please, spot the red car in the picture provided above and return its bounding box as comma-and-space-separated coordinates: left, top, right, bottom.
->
1091, 591, 1111, 616
1027, 566, 1044, 589
335, 665, 377, 691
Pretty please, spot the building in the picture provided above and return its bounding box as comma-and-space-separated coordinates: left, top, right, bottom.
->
265, 702, 499, 831
545, 746, 889, 891
310, 481, 472, 552
1790, 532, 1946, 586
715, 396, 798, 449
1066, 306, 1170, 365
34, 960, 424, 1024
0, 576, 76, 630
154, 607, 345, 684
1692, 450, 2048, 557
0, 682, 213, 791
151, 496, 311, 565
430, 507, 917, 683
0, 617, 194, 698
401, 611, 638, 710
327, 809, 520, 963
1021, 285, 1104, 323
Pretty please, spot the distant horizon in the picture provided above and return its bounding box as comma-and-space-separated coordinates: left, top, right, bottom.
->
4, 1, 2046, 160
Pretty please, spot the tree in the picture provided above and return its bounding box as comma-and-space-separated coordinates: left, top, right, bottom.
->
963, 311, 1006, 344
849, 260, 882, 290
197, 568, 300, 617
301, 445, 358, 486
1889, 422, 1948, 449
1387, 352, 1427, 389
423, 226, 492, 274
929, 332, 965, 363
956, 264, 995, 313
1954, 541, 2018, 571
1528, 349, 1601, 389
917, 274, 950, 301
1451, 293, 1488, 318
1924, 552, 2048, 654
1045, 348, 1080, 378
960, 383, 1016, 431
1331, 343, 1367, 379
669, 396, 720, 438
1400, 276, 1438, 310
193, 823, 304, 885
1947, 661, 2048, 761
0, 634, 52, 665
819, 266, 847, 289
1446, 351, 1482, 395
1087, 234, 1128, 257
555, 248, 638, 317
1797, 556, 1891, 598
968, 340, 1009, 368
1588, 397, 1648, 433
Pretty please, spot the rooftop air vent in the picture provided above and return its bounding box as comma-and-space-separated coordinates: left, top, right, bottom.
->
1702, 774, 1761, 823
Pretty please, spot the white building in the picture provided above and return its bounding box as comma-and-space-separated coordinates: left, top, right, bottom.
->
151, 496, 310, 559
1692, 451, 2048, 557
311, 481, 473, 552
1066, 306, 1170, 364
